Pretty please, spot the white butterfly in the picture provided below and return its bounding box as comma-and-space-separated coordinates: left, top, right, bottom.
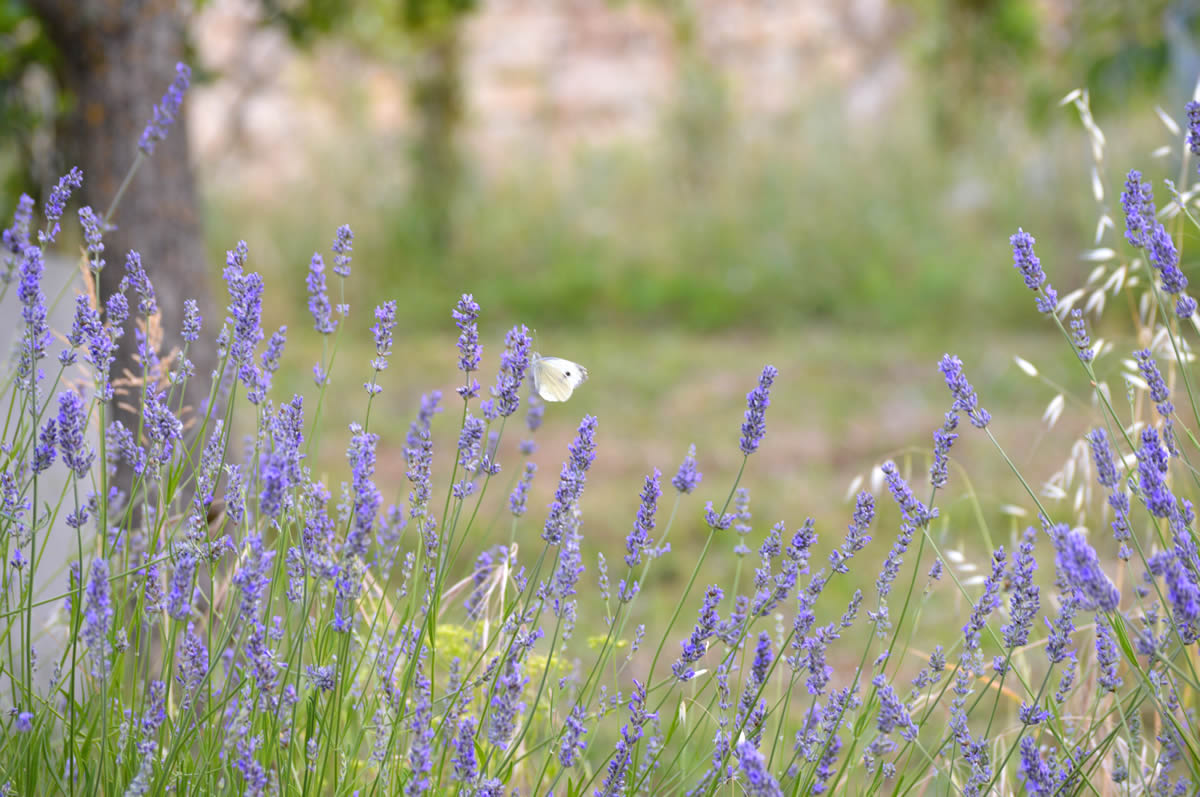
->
529, 353, 588, 402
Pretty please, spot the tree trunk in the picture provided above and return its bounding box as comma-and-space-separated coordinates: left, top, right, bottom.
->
27, 0, 217, 509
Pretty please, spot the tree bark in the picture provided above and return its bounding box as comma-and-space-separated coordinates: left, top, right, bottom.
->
28, 0, 217, 507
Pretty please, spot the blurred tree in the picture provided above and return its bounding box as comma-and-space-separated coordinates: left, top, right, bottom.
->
18, 0, 217, 507
901, 0, 1200, 140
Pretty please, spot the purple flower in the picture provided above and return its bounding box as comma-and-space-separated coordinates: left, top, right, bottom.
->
232, 535, 276, 625
1095, 617, 1123, 692
672, 443, 703, 493
623, 469, 661, 568
1000, 528, 1040, 652
14, 711, 33, 732
488, 653, 531, 748
3, 194, 34, 283
740, 365, 777, 455
509, 462, 536, 517
1068, 309, 1094, 362
223, 241, 264, 376
304, 663, 337, 692
559, 704, 589, 768
331, 224, 353, 278
1136, 426, 1174, 519
543, 415, 598, 545
39, 167, 84, 246
83, 557, 113, 679
32, 416, 56, 474
830, 490, 876, 575
1010, 228, 1058, 313
78, 206, 106, 273
405, 672, 434, 795
930, 411, 958, 488
1188, 101, 1200, 156
138, 63, 191, 155
258, 396, 305, 519
124, 251, 157, 317
248, 326, 286, 404
306, 253, 335, 334
181, 298, 201, 342
735, 740, 783, 796
597, 681, 656, 797
142, 385, 183, 465
451, 717, 478, 782
482, 325, 532, 420
873, 675, 919, 741
17, 246, 49, 390
1122, 170, 1156, 249
369, 300, 396, 375
963, 548, 1006, 654
939, 354, 989, 428
57, 389, 94, 478
167, 547, 197, 620
345, 425, 381, 561
453, 294, 482, 398
1018, 736, 1061, 796
673, 585, 723, 681
1051, 525, 1119, 612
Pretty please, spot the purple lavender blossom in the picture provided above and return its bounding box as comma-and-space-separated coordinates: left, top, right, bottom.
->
1136, 426, 1174, 519
938, 354, 990, 428
482, 325, 532, 420
232, 534, 277, 625
740, 365, 777, 455
142, 386, 183, 465
1122, 170, 1157, 250
963, 548, 1006, 654
17, 246, 49, 391
78, 206, 106, 273
1018, 736, 1061, 796
673, 585, 723, 681
32, 417, 56, 474
57, 389, 94, 478
829, 490, 875, 575
1086, 428, 1133, 559
672, 443, 703, 493
1188, 100, 1200, 156
1050, 525, 1119, 612
930, 411, 958, 489
1135, 349, 1174, 419
559, 704, 589, 768
345, 425, 381, 561
488, 653, 530, 748
14, 712, 32, 732
369, 300, 397, 376
623, 469, 661, 568
248, 326, 286, 404
39, 167, 84, 246
405, 672, 434, 795
83, 557, 113, 679
2, 195, 34, 283
124, 251, 157, 317
306, 253, 336, 334
138, 63, 191, 155
451, 717, 478, 782
704, 501, 735, 530
223, 242, 264, 379
258, 396, 305, 519
1068, 308, 1094, 362
735, 740, 783, 797
597, 681, 656, 797
1095, 617, 1123, 692
543, 415, 598, 545
509, 462, 536, 517
453, 294, 482, 399
999, 529, 1039, 656
331, 224, 353, 278
181, 298, 201, 342
1010, 229, 1058, 313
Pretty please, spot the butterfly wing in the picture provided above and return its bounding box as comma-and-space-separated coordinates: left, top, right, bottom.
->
532, 356, 588, 402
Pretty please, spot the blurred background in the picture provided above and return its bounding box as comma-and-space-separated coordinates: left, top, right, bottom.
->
2, 1, 1198, 618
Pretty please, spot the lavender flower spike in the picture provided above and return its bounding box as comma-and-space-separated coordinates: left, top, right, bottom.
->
453, 294, 482, 399
938, 354, 990, 428
740, 365, 778, 455
1010, 228, 1058, 313
1050, 524, 1120, 612
138, 63, 192, 155
673, 443, 703, 493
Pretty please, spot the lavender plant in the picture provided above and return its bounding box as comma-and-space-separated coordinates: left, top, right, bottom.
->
0, 66, 1199, 797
